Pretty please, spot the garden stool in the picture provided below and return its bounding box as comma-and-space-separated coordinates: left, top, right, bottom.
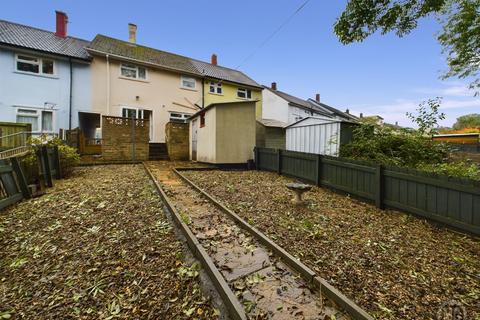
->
286, 182, 312, 205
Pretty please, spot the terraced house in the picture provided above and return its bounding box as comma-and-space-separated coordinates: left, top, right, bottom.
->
0, 12, 91, 136
86, 24, 262, 152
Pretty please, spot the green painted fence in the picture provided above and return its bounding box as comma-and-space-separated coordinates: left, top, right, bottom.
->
254, 147, 480, 235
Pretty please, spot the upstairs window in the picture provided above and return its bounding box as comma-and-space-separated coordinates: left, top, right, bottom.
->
181, 76, 196, 89
120, 63, 147, 80
16, 54, 55, 75
209, 81, 222, 94
237, 88, 252, 99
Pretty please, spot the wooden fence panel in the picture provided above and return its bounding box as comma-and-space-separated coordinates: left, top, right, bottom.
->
0, 160, 23, 210
281, 150, 317, 183
254, 147, 480, 235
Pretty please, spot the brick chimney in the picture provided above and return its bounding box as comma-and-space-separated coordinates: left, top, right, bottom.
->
128, 23, 137, 43
360, 113, 363, 118
211, 54, 217, 66
346, 109, 350, 114
271, 82, 277, 90
315, 93, 320, 103
55, 11, 68, 38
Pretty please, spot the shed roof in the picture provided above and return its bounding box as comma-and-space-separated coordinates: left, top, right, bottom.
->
257, 118, 288, 128
0, 19, 90, 60
189, 100, 258, 120
286, 116, 357, 128
88, 35, 261, 88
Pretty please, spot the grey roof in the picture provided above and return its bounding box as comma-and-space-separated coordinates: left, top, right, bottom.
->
0, 20, 90, 60
307, 99, 359, 122
264, 86, 313, 109
257, 118, 288, 128
88, 35, 261, 88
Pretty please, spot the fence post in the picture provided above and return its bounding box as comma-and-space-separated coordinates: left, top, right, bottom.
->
254, 147, 259, 170
10, 157, 31, 199
277, 149, 282, 174
316, 155, 322, 186
131, 114, 136, 162
53, 145, 62, 179
375, 164, 384, 209
41, 146, 53, 188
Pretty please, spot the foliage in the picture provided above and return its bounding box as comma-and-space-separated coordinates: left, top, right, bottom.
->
334, 0, 480, 95
406, 97, 445, 134
340, 123, 480, 180
22, 136, 80, 180
452, 113, 480, 130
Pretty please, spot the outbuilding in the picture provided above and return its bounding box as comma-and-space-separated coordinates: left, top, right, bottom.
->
286, 117, 357, 156
189, 101, 257, 164
256, 118, 287, 150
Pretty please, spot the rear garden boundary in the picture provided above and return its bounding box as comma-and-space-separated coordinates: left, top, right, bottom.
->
174, 167, 374, 320
142, 163, 247, 320
254, 147, 480, 236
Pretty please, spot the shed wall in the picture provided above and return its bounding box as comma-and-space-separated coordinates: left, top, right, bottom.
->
286, 122, 341, 156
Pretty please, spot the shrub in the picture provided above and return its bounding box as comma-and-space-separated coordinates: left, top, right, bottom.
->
340, 124, 480, 180
21, 136, 80, 181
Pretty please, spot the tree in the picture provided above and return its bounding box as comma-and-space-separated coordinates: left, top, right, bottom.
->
406, 97, 445, 134
334, 0, 480, 95
452, 113, 480, 129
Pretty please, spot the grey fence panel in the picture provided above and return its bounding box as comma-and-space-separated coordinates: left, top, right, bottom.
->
254, 147, 480, 235
281, 150, 317, 183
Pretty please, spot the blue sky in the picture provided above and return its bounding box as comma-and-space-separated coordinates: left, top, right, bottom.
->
3, 0, 479, 127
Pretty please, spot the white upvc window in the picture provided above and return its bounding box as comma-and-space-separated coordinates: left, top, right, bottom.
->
169, 112, 192, 123
209, 81, 222, 94
237, 88, 252, 99
121, 107, 151, 120
120, 63, 147, 80
181, 76, 196, 90
15, 54, 55, 75
16, 108, 54, 132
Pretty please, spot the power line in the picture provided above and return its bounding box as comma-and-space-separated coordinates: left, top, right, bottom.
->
234, 0, 311, 70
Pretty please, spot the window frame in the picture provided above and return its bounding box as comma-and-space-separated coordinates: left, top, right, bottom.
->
121, 107, 151, 120
169, 112, 192, 123
15, 54, 56, 76
209, 81, 223, 95
180, 76, 196, 90
120, 63, 147, 80
16, 107, 55, 133
237, 87, 252, 99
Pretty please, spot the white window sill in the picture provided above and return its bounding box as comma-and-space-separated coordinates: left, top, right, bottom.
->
236, 97, 252, 101
14, 71, 58, 79
208, 92, 224, 96
118, 76, 149, 83
180, 86, 198, 92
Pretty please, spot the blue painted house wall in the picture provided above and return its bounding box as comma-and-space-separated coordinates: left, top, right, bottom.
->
0, 47, 91, 133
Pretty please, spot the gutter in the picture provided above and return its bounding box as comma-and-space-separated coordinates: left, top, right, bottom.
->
68, 58, 73, 130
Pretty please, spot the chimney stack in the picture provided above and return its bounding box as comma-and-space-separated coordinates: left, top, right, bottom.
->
346, 109, 350, 114
360, 113, 363, 118
128, 23, 137, 43
271, 82, 277, 90
55, 11, 68, 38
315, 93, 320, 103
211, 54, 217, 66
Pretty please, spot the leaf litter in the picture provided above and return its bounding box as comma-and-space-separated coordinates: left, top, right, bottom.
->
184, 169, 480, 320
0, 165, 218, 319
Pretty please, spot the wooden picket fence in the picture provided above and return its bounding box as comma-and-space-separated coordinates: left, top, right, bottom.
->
254, 147, 480, 235
0, 146, 61, 210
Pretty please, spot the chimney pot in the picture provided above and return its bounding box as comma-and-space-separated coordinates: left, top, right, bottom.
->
271, 82, 277, 90
128, 23, 137, 43
360, 113, 363, 118
55, 11, 68, 38
315, 93, 320, 103
346, 109, 350, 114
211, 54, 217, 66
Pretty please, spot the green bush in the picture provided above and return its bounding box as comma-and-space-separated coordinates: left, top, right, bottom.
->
21, 136, 80, 181
340, 124, 480, 180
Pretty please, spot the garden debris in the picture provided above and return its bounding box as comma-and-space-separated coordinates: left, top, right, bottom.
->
185, 169, 480, 319
0, 165, 218, 319
148, 161, 349, 319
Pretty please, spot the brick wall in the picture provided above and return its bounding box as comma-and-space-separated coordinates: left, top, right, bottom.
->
102, 116, 149, 161
165, 122, 189, 160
